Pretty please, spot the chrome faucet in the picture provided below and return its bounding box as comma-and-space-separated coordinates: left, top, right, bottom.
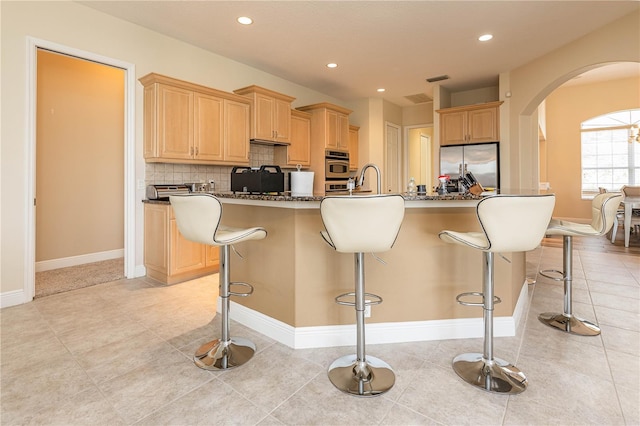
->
357, 163, 382, 194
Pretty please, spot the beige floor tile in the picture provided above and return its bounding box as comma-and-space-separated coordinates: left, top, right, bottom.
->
270, 373, 396, 425
97, 349, 214, 424
599, 324, 640, 355
595, 305, 640, 331
605, 348, 640, 390
218, 343, 324, 412
19, 386, 126, 426
136, 378, 269, 425
589, 279, 640, 298
617, 384, 640, 425
0, 353, 94, 424
590, 290, 640, 313
380, 403, 440, 425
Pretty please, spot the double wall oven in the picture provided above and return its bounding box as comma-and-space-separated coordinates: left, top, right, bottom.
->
324, 149, 351, 193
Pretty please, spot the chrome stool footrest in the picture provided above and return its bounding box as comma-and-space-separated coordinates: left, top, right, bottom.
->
228, 281, 254, 297
539, 269, 565, 281
456, 291, 501, 307
335, 292, 383, 307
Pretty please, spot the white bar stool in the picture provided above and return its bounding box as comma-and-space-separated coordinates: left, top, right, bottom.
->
538, 192, 622, 336
320, 194, 405, 397
170, 194, 267, 370
439, 194, 555, 394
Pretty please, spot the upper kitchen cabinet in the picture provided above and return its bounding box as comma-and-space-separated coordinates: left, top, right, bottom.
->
140, 73, 250, 165
437, 101, 503, 146
349, 124, 359, 171
274, 109, 311, 168
233, 85, 295, 145
297, 102, 352, 151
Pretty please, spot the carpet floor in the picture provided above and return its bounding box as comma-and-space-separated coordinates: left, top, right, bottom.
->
35, 257, 125, 299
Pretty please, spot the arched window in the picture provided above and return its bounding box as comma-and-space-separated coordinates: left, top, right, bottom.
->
581, 109, 640, 198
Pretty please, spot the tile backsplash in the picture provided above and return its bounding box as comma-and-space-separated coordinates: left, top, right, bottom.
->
145, 144, 281, 192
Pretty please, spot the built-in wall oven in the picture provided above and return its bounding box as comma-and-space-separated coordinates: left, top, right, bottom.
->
324, 149, 351, 193
325, 150, 350, 179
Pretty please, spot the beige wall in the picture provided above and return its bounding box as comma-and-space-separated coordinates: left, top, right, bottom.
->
544, 75, 640, 220
36, 50, 124, 261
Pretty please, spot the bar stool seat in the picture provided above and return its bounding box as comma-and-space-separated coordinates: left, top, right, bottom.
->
320, 194, 405, 397
539, 192, 622, 336
170, 194, 266, 370
439, 194, 555, 394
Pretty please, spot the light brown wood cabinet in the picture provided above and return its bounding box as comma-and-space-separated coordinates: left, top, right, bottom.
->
297, 102, 352, 151
144, 202, 219, 284
140, 73, 250, 165
437, 101, 503, 146
233, 85, 295, 145
348, 124, 359, 171
274, 109, 311, 168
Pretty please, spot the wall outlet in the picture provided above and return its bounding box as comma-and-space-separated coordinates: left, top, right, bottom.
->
364, 300, 371, 318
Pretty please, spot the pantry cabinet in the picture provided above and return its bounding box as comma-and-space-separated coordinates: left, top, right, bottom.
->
140, 73, 250, 165
349, 124, 359, 171
144, 202, 219, 285
437, 101, 503, 146
297, 102, 352, 151
233, 85, 295, 145
274, 109, 311, 167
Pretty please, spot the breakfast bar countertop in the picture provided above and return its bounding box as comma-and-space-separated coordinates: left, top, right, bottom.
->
143, 191, 486, 209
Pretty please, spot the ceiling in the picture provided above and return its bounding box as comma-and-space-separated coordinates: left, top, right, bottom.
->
79, 1, 639, 107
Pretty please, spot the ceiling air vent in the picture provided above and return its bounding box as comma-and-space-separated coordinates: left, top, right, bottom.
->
426, 75, 450, 83
404, 93, 433, 104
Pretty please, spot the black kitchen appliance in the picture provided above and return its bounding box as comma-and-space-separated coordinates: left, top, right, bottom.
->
231, 165, 285, 194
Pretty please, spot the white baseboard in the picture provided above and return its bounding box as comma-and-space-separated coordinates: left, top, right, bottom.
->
35, 249, 124, 272
219, 283, 528, 349
0, 289, 28, 309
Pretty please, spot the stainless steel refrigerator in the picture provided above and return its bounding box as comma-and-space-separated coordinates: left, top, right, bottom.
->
440, 142, 499, 189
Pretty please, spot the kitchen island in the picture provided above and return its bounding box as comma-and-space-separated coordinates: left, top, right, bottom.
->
162, 191, 532, 349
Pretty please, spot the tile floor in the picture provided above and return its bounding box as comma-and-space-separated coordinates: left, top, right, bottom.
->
1, 243, 639, 425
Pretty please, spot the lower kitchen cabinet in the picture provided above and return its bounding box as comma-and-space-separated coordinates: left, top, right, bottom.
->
144, 203, 219, 284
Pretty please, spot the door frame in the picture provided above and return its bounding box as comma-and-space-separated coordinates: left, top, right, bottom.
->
25, 37, 136, 301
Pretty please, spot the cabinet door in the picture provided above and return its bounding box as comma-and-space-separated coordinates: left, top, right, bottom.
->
325, 110, 339, 149
440, 111, 467, 146
194, 92, 224, 161
337, 113, 349, 150
288, 113, 311, 166
274, 98, 291, 143
206, 245, 220, 267
170, 219, 206, 275
468, 107, 499, 143
349, 126, 359, 171
144, 204, 168, 274
254, 93, 274, 140
158, 84, 194, 159
224, 99, 250, 164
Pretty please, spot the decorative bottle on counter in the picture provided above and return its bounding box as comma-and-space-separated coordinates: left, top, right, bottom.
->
407, 177, 417, 196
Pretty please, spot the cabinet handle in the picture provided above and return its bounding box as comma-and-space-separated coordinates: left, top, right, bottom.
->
190, 147, 194, 155
195, 147, 199, 156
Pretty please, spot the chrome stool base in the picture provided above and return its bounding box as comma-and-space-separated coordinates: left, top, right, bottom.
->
452, 353, 527, 394
538, 312, 601, 336
194, 337, 256, 370
328, 354, 395, 397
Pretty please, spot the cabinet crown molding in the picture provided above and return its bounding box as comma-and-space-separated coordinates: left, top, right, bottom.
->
233, 85, 296, 102
436, 100, 503, 114
297, 102, 353, 115
139, 72, 250, 103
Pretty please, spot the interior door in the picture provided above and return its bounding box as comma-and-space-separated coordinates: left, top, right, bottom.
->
385, 122, 401, 193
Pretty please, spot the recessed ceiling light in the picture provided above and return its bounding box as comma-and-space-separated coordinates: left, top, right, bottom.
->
326, 63, 338, 69
478, 34, 493, 42
237, 16, 253, 25
377, 88, 385, 92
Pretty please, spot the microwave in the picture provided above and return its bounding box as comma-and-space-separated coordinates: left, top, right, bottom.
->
325, 150, 350, 179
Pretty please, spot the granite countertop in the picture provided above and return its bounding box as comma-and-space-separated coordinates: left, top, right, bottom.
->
143, 191, 484, 204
